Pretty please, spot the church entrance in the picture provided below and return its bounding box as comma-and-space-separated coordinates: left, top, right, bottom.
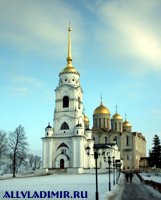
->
60, 159, 64, 169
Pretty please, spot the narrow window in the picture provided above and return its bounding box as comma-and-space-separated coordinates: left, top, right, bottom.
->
126, 136, 129, 146
99, 118, 101, 128
78, 97, 81, 109
111, 123, 113, 130
61, 149, 66, 154
105, 137, 107, 143
115, 122, 117, 131
61, 122, 69, 130
104, 118, 106, 127
94, 119, 97, 127
119, 122, 121, 131
63, 96, 69, 108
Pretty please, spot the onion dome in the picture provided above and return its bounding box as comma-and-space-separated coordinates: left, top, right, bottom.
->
84, 115, 89, 125
112, 113, 123, 120
46, 122, 52, 129
61, 66, 79, 74
123, 120, 131, 127
94, 103, 110, 115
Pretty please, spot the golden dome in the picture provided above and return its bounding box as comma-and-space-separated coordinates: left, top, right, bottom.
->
112, 113, 123, 120
60, 66, 79, 75
123, 120, 131, 127
84, 115, 89, 125
94, 103, 110, 115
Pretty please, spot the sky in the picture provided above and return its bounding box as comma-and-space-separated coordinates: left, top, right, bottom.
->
0, 0, 161, 156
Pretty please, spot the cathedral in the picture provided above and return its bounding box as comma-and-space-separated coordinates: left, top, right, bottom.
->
42, 26, 146, 172
42, 26, 95, 173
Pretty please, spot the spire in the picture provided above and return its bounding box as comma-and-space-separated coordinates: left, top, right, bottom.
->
100, 94, 102, 104
60, 23, 79, 75
125, 113, 127, 120
116, 104, 118, 113
66, 21, 73, 67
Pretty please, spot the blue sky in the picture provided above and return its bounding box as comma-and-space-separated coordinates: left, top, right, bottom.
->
0, 0, 161, 156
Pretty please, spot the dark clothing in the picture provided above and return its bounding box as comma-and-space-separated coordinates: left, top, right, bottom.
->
125, 172, 129, 182
129, 172, 133, 182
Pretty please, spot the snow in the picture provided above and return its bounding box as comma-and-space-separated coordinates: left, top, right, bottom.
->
0, 173, 118, 200
140, 173, 161, 183
144, 184, 161, 199
105, 173, 124, 200
1, 172, 161, 200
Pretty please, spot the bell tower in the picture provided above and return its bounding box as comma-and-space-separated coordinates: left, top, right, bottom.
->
53, 25, 84, 137
42, 25, 94, 172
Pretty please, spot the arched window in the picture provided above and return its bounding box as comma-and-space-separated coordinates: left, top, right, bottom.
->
61, 122, 69, 130
63, 96, 69, 108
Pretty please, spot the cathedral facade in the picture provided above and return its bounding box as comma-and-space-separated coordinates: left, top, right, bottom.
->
42, 27, 146, 172
92, 104, 146, 169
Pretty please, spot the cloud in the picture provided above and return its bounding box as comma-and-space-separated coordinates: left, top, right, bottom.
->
6, 74, 44, 96
94, 0, 161, 73
9, 86, 29, 96
0, 0, 86, 59
12, 75, 43, 88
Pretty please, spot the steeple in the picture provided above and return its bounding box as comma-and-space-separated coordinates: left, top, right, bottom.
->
100, 94, 102, 104
60, 23, 79, 75
66, 22, 73, 67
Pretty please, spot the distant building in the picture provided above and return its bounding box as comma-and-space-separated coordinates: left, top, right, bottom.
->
42, 26, 146, 172
139, 157, 150, 170
92, 103, 146, 169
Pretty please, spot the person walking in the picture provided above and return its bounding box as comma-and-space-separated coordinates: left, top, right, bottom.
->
125, 172, 129, 182
129, 172, 133, 182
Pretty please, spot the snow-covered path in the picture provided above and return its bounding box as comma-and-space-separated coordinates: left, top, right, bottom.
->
109, 174, 161, 200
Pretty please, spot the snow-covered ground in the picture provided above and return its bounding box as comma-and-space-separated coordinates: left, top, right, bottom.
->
140, 173, 161, 183
0, 173, 118, 200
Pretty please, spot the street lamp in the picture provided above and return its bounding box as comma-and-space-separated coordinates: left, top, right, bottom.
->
94, 147, 99, 200
85, 144, 115, 199
85, 146, 90, 155
108, 156, 111, 191
112, 156, 115, 186
85, 146, 99, 200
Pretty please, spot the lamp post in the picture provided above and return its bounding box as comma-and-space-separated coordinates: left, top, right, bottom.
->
112, 156, 115, 186
108, 156, 111, 191
85, 146, 99, 200
86, 143, 116, 199
94, 148, 99, 200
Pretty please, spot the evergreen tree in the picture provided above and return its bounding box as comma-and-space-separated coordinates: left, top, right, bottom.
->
149, 135, 161, 168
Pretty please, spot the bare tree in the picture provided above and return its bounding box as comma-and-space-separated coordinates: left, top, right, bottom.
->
28, 154, 34, 169
27, 154, 42, 170
8, 125, 28, 177
33, 155, 42, 170
0, 130, 8, 170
